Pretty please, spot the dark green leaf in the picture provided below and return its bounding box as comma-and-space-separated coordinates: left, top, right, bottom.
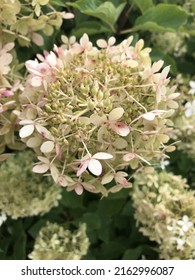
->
122, 246, 143, 260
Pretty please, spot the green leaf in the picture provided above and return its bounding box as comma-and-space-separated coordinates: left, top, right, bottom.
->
81, 213, 101, 230
134, 4, 188, 32
98, 198, 126, 217
122, 246, 143, 260
132, 0, 154, 13
61, 189, 83, 208
72, 21, 110, 37
12, 221, 27, 260
28, 219, 47, 239
67, 0, 126, 31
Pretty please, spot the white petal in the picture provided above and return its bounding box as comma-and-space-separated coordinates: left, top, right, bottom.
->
46, 52, 57, 67
96, 39, 107, 48
19, 124, 34, 138
108, 36, 116, 46
152, 60, 164, 73
90, 113, 107, 126
31, 76, 42, 87
93, 152, 113, 159
88, 158, 102, 176
110, 121, 130, 136
77, 160, 89, 177
142, 112, 155, 121
109, 107, 124, 121
32, 163, 49, 173
40, 141, 55, 153
19, 120, 34, 125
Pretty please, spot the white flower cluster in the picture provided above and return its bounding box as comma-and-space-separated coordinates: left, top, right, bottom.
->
29, 223, 89, 260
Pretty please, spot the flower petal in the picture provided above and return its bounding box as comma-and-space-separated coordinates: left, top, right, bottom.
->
101, 173, 114, 185
88, 158, 102, 176
109, 107, 124, 121
110, 121, 130, 136
32, 163, 49, 173
93, 152, 113, 160
77, 160, 89, 177
123, 152, 136, 162
26, 137, 42, 148
40, 141, 55, 153
142, 112, 155, 121
90, 113, 107, 126
19, 124, 34, 138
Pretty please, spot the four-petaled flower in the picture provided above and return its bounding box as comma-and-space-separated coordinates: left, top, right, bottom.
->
77, 152, 113, 177
177, 215, 193, 232
90, 107, 130, 137
184, 100, 195, 117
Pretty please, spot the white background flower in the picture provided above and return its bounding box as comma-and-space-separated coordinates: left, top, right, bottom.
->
177, 215, 193, 232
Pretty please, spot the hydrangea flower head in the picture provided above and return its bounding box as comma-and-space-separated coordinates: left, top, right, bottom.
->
132, 171, 195, 259
29, 223, 89, 260
19, 34, 180, 195
0, 150, 62, 219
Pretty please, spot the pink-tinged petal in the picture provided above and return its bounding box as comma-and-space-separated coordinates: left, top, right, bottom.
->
110, 121, 130, 136
80, 33, 89, 47
46, 52, 57, 67
115, 176, 129, 186
37, 63, 50, 74
74, 183, 84, 195
58, 176, 67, 187
32, 163, 49, 173
109, 107, 124, 121
142, 112, 155, 121
31, 76, 42, 87
32, 33, 44, 46
19, 124, 34, 138
50, 164, 59, 183
56, 144, 62, 160
4, 42, 14, 52
93, 152, 113, 160
77, 160, 89, 177
25, 60, 39, 72
35, 124, 54, 140
62, 12, 75, 19
1, 90, 13, 96
40, 141, 55, 153
123, 152, 136, 162
88, 158, 102, 176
